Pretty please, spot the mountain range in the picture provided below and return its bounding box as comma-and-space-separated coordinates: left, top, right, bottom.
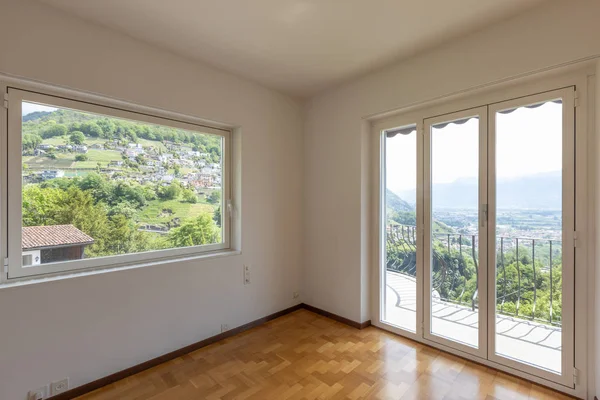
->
394, 171, 561, 210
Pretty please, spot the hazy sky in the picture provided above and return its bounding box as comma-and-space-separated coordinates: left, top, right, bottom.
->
25, 100, 562, 197
22, 102, 57, 116
386, 101, 562, 195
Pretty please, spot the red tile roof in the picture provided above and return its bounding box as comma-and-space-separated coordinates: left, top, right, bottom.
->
22, 225, 94, 250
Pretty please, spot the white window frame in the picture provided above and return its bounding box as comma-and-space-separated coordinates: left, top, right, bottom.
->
3, 86, 232, 280
377, 121, 424, 338
486, 88, 576, 387
422, 106, 489, 360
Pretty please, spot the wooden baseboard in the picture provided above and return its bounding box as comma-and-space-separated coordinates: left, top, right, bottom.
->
49, 303, 367, 399
49, 304, 305, 400
302, 303, 371, 329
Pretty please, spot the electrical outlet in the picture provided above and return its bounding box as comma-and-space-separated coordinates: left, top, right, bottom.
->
28, 386, 48, 400
221, 324, 230, 332
243, 264, 251, 285
51, 378, 69, 395
293, 291, 300, 299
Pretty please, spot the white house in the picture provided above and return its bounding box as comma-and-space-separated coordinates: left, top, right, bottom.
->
73, 145, 88, 154
41, 170, 65, 180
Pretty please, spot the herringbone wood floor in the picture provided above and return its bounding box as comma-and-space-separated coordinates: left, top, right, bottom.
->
76, 309, 574, 400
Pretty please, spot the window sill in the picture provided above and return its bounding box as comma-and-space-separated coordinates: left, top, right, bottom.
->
0, 249, 241, 289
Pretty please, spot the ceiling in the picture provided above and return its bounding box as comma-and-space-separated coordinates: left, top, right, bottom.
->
38, 0, 546, 98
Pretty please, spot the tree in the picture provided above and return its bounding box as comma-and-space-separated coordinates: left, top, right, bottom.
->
169, 214, 219, 247
78, 173, 113, 204
108, 201, 138, 219
207, 190, 221, 204
213, 206, 221, 227
41, 124, 67, 139
22, 133, 42, 150
141, 184, 158, 201
53, 187, 110, 247
70, 131, 85, 145
157, 182, 182, 200
22, 186, 63, 226
103, 214, 150, 255
79, 122, 103, 137
112, 182, 147, 208
75, 154, 88, 162
182, 189, 197, 203
96, 119, 115, 136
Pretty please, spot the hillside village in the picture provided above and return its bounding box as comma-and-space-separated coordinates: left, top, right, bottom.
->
24, 139, 222, 190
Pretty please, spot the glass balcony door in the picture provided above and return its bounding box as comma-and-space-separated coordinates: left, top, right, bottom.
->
381, 123, 421, 334
486, 88, 575, 387
377, 86, 576, 389
423, 107, 488, 359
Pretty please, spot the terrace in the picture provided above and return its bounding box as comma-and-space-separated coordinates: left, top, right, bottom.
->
384, 224, 562, 374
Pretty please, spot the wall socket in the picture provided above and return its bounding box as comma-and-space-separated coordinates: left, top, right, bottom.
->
293, 291, 300, 299
28, 386, 48, 400
243, 264, 251, 285
51, 378, 69, 395
29, 377, 69, 399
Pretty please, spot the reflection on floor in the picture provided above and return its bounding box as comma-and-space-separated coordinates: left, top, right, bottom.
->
77, 309, 571, 400
384, 270, 561, 374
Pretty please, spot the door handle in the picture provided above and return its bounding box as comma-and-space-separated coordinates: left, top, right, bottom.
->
481, 204, 488, 227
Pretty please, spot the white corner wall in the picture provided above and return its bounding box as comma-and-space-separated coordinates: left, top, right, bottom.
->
2, 0, 600, 398
0, 0, 304, 399
303, 0, 600, 397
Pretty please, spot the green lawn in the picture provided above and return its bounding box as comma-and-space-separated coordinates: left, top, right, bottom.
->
42, 137, 68, 146
136, 199, 215, 225
35, 136, 108, 147
23, 155, 73, 168
74, 149, 123, 166
64, 170, 91, 177
24, 149, 123, 169
138, 138, 167, 151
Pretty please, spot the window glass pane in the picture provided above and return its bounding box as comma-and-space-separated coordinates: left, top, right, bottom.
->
21, 100, 223, 267
384, 124, 417, 332
430, 116, 480, 349
494, 100, 563, 374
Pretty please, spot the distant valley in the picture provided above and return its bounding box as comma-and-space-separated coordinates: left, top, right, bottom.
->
395, 171, 561, 210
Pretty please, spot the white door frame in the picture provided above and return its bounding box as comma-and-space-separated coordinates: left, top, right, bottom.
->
422, 106, 488, 360
486, 87, 576, 388
370, 65, 591, 399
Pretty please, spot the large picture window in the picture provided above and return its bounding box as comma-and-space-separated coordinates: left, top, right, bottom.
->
6, 88, 231, 278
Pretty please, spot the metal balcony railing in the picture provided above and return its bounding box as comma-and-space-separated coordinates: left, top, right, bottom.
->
386, 224, 562, 326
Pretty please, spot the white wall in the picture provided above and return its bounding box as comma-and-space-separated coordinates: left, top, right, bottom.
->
3, 0, 600, 398
303, 0, 600, 395
0, 0, 304, 399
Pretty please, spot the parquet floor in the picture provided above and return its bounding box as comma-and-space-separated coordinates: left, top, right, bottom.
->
77, 309, 574, 400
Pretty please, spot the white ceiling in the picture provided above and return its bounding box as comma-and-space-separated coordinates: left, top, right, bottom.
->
38, 0, 546, 98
